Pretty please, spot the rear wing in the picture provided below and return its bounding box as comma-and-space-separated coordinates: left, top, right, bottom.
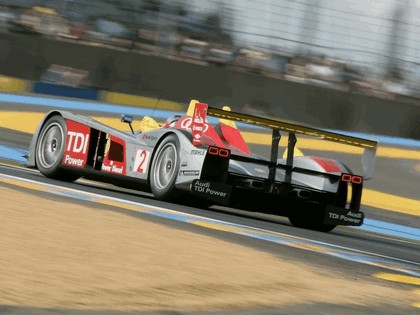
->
203, 105, 378, 180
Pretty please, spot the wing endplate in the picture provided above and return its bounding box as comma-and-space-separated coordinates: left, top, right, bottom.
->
191, 102, 208, 146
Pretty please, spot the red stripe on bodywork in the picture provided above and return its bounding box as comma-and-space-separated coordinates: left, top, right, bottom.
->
174, 115, 225, 148
101, 135, 126, 175
310, 156, 342, 173
62, 119, 91, 168
219, 123, 250, 155
191, 102, 207, 146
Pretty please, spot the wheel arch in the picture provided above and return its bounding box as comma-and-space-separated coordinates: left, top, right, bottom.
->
146, 131, 179, 184
147, 131, 187, 200
27, 110, 65, 167
32, 113, 81, 182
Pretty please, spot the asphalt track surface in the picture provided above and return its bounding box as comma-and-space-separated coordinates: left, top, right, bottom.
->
1, 99, 420, 314
1, 157, 420, 314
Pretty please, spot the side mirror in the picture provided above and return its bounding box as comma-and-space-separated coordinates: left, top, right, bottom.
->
121, 114, 134, 134
121, 114, 133, 124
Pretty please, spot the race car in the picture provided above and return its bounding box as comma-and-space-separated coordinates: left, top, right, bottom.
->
26, 100, 378, 232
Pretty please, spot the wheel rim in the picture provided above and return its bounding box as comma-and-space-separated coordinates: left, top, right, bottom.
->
37, 122, 65, 169
153, 142, 177, 191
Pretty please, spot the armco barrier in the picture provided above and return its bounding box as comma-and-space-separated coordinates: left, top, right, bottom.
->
0, 76, 28, 93
0, 32, 418, 139
0, 75, 183, 111
33, 82, 99, 100
101, 92, 183, 111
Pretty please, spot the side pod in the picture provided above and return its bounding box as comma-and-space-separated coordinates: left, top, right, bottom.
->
200, 146, 230, 183
191, 146, 232, 205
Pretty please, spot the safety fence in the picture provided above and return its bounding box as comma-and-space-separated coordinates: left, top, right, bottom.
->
0, 32, 418, 140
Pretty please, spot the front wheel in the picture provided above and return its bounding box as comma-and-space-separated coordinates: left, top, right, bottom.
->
149, 134, 181, 201
35, 115, 80, 182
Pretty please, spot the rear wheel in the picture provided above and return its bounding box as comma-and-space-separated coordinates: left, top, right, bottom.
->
149, 134, 181, 201
35, 115, 80, 182
288, 203, 336, 233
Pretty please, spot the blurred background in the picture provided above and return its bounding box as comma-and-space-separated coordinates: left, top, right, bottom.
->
0, 0, 419, 138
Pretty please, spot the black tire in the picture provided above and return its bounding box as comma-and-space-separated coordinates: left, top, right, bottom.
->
149, 134, 181, 201
35, 115, 81, 182
288, 204, 337, 233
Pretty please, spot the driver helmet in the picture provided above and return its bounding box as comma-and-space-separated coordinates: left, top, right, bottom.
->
165, 114, 182, 128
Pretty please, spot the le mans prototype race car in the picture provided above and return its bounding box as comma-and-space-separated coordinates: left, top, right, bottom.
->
27, 100, 378, 232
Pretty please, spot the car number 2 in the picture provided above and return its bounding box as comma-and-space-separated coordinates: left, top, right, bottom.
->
134, 149, 151, 174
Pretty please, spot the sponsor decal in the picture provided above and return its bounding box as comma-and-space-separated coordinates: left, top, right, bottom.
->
181, 161, 188, 167
62, 120, 91, 168
67, 131, 89, 154
190, 149, 205, 155
174, 113, 225, 148
101, 160, 124, 174
134, 149, 151, 174
141, 134, 158, 141
177, 116, 210, 133
191, 103, 208, 146
101, 135, 126, 175
179, 170, 199, 176
173, 103, 211, 146
64, 155, 84, 167
346, 211, 363, 219
191, 179, 231, 205
324, 206, 364, 226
